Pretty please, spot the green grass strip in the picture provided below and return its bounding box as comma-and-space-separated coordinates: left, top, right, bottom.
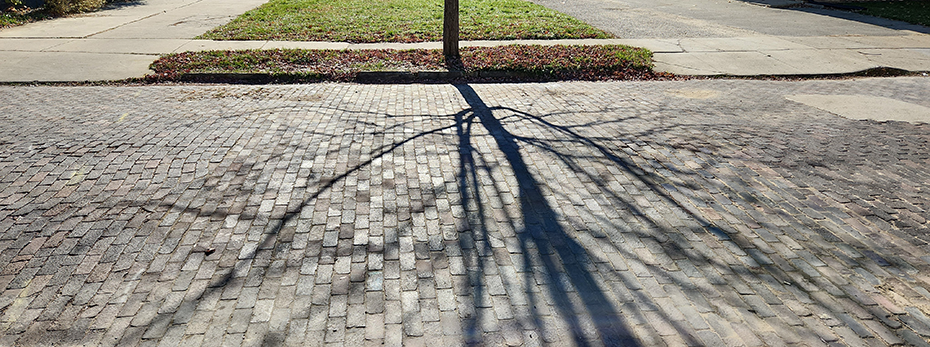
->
199, 0, 611, 42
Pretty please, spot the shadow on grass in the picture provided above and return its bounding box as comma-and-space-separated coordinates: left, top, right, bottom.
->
784, 1, 930, 34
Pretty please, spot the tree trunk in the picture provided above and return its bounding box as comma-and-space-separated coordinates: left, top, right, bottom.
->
443, 0, 459, 59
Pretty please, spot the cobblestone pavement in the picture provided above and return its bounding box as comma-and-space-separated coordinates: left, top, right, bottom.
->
1, 78, 930, 346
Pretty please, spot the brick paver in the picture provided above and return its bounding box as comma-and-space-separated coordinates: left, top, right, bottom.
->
0, 78, 929, 346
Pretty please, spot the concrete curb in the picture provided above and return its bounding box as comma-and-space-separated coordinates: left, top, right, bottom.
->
138, 66, 929, 86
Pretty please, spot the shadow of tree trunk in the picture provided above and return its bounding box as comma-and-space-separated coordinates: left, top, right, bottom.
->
454, 84, 639, 346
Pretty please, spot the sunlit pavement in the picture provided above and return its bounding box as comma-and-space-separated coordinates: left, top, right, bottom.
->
1, 78, 930, 346
3, 0, 930, 82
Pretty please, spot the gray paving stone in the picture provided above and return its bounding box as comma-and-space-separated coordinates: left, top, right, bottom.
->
901, 329, 930, 347
2, 80, 930, 345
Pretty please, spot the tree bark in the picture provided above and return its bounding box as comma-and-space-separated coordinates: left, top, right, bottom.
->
443, 0, 459, 59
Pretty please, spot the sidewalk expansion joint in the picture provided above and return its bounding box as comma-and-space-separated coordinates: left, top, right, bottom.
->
83, 12, 166, 39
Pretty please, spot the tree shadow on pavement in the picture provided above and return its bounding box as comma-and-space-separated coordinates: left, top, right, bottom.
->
16, 83, 930, 347
453, 84, 639, 346
132, 84, 702, 346
442, 83, 930, 347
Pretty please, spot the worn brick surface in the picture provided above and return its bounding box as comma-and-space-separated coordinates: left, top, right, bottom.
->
0, 79, 929, 345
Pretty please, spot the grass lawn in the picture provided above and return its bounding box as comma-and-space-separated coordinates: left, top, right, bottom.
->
199, 0, 612, 42
840, 1, 930, 27
148, 45, 661, 82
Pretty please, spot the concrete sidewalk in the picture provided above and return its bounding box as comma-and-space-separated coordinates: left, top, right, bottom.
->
1, 0, 930, 81
0, 0, 268, 82
529, 0, 930, 75
644, 34, 930, 75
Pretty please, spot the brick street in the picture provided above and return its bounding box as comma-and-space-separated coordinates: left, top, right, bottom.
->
0, 78, 929, 346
